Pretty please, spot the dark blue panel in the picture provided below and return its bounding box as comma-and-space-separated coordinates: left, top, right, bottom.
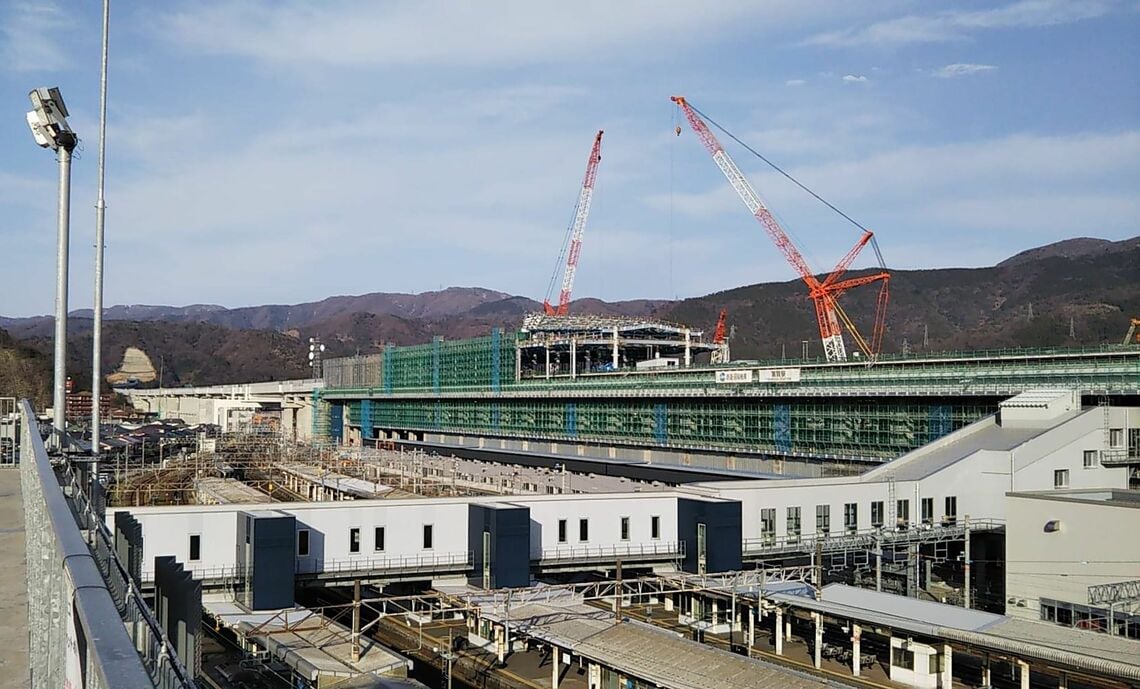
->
360, 399, 373, 440
238, 513, 296, 610
774, 404, 791, 453
677, 497, 742, 574
329, 402, 344, 441
654, 403, 667, 445
928, 404, 952, 442
566, 402, 577, 438
468, 504, 531, 589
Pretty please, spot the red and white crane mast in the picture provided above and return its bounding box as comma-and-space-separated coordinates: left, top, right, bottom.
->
672, 96, 889, 362
544, 130, 604, 317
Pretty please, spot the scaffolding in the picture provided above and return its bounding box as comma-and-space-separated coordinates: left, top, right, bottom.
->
345, 397, 994, 461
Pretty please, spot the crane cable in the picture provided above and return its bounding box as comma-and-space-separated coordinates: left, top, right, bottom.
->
688, 102, 887, 271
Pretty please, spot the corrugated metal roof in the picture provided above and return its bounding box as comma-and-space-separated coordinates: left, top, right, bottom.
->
480, 598, 826, 689
818, 585, 1004, 631
575, 622, 825, 689
982, 618, 1140, 668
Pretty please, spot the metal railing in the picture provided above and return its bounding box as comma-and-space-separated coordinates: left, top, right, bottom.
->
296, 550, 473, 576
537, 540, 684, 564
19, 400, 195, 689
742, 519, 1006, 556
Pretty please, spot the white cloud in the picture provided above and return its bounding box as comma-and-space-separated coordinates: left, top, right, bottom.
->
0, 1, 74, 72
807, 0, 1114, 47
842, 74, 868, 83
785, 79, 806, 87
934, 63, 998, 78
162, 1, 858, 67
645, 130, 1140, 252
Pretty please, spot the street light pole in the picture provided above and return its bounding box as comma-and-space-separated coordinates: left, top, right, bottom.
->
52, 141, 74, 450
27, 87, 79, 451
91, 0, 111, 471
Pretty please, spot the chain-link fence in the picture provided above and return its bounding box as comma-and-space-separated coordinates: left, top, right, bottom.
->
19, 400, 196, 689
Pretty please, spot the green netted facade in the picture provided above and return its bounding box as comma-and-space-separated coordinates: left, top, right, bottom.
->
322, 330, 515, 394
317, 337, 1140, 460
341, 397, 994, 460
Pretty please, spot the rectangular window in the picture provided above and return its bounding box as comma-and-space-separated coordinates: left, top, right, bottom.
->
297, 529, 310, 557
579, 518, 589, 542
944, 497, 957, 525
189, 534, 201, 562
921, 498, 934, 524
760, 508, 776, 545
871, 501, 884, 528
620, 516, 630, 541
815, 505, 830, 536
787, 506, 801, 543
892, 647, 914, 670
423, 524, 434, 549
1083, 450, 1098, 468
897, 500, 910, 528
844, 503, 858, 533
374, 526, 385, 552
558, 519, 567, 543
651, 515, 660, 540
1054, 469, 1069, 488
1109, 428, 1123, 448
1130, 429, 1140, 458
350, 527, 361, 554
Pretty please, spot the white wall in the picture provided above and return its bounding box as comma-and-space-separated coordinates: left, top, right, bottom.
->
112, 493, 683, 581
514, 494, 678, 558
1013, 409, 1131, 493
1005, 492, 1140, 622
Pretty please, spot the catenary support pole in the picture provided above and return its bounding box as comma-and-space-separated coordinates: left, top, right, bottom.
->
91, 0, 110, 472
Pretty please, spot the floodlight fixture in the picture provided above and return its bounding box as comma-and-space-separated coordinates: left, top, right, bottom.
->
26, 87, 77, 152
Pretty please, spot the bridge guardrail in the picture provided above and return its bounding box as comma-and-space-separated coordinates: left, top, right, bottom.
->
20, 400, 195, 689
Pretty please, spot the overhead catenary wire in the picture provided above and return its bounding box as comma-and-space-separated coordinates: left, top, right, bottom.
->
688, 102, 887, 270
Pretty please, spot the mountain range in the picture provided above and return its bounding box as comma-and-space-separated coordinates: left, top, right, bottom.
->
1, 236, 1137, 393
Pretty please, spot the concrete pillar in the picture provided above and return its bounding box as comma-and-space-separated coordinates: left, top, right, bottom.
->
712, 598, 719, 626
748, 606, 755, 648
552, 646, 561, 689
570, 338, 577, 379
813, 612, 822, 669
612, 327, 619, 368
981, 654, 991, 688
852, 624, 861, 677
1018, 659, 1030, 689
775, 608, 784, 656
942, 644, 952, 689
588, 661, 600, 689
684, 329, 692, 367
1059, 671, 1068, 689
664, 594, 674, 613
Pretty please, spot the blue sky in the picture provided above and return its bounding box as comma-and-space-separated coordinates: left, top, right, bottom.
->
1, 1, 1137, 317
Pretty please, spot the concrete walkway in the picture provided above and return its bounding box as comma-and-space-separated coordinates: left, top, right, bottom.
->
0, 469, 29, 688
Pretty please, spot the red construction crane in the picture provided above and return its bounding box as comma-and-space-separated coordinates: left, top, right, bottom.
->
672, 96, 890, 362
544, 130, 604, 316
713, 309, 728, 344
